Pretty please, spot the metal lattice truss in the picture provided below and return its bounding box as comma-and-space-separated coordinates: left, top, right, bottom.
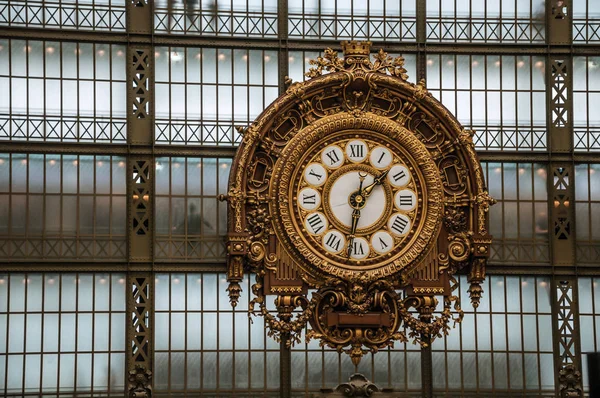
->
426, 19, 545, 43
0, 1, 126, 30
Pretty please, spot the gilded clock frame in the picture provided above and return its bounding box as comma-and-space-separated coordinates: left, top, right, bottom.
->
271, 117, 443, 278
223, 41, 494, 365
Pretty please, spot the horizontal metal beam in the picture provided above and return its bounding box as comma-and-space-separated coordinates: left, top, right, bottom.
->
3, 26, 600, 55
2, 141, 600, 163
478, 151, 600, 163
1, 261, 599, 275
0, 261, 227, 272
0, 141, 238, 157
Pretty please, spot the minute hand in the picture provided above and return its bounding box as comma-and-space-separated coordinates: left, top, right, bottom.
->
362, 169, 390, 197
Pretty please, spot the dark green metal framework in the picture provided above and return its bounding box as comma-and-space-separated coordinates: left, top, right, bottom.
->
0, 0, 599, 396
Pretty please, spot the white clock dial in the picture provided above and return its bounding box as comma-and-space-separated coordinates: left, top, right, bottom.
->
371, 231, 394, 254
345, 140, 368, 163
349, 237, 370, 260
321, 146, 345, 169
388, 213, 411, 237
369, 146, 393, 169
394, 189, 417, 212
328, 171, 387, 229
305, 212, 328, 235
298, 187, 321, 211
304, 163, 328, 187
322, 230, 346, 254
388, 164, 411, 187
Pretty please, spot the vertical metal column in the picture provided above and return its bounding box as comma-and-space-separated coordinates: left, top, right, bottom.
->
415, 2, 432, 395
546, 1, 582, 396
126, 1, 155, 396
277, 0, 292, 396
278, 0, 290, 94
416, 0, 427, 82
420, 333, 433, 398
546, 0, 573, 153
551, 277, 583, 396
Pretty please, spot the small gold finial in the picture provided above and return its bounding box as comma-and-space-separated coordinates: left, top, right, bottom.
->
341, 40, 372, 58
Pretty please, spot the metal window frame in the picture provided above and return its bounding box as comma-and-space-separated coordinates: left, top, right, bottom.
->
0, 0, 600, 396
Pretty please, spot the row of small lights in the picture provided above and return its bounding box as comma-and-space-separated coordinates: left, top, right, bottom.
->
0, 44, 126, 57
0, 276, 125, 284
163, 51, 272, 63
156, 161, 229, 169
0, 158, 126, 167
0, 158, 230, 170
427, 58, 545, 69
3, 160, 598, 175
3, 45, 598, 69
493, 167, 595, 176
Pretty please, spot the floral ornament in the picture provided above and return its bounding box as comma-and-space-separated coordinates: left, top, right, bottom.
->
305, 48, 346, 78
371, 49, 409, 80
304, 46, 409, 81
128, 364, 152, 398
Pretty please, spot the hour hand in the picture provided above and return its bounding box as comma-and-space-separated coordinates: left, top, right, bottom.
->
346, 208, 361, 257
362, 169, 390, 197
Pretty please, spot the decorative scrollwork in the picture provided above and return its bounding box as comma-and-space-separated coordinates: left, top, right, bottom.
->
399, 277, 464, 346
331, 373, 381, 397
249, 270, 314, 346
305, 41, 409, 81
444, 206, 468, 234
559, 364, 583, 398
305, 48, 346, 78
248, 241, 266, 263
128, 364, 152, 398
448, 232, 472, 263
306, 277, 406, 366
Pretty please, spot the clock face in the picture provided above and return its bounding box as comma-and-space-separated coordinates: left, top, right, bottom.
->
292, 133, 422, 268
269, 113, 444, 279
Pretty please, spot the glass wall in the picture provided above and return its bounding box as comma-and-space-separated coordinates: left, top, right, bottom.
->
1, 0, 599, 396
0, 273, 126, 395
153, 273, 279, 395
154, 157, 230, 262
154, 47, 278, 146
432, 275, 554, 395
426, 54, 546, 151
425, 0, 545, 43
0, 39, 127, 143
0, 153, 127, 260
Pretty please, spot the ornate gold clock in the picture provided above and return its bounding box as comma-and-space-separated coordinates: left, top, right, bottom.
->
222, 41, 495, 365
271, 117, 443, 280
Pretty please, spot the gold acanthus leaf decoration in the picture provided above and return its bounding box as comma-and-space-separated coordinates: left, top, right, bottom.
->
305, 46, 409, 80
305, 48, 345, 78
474, 191, 497, 212
371, 49, 409, 80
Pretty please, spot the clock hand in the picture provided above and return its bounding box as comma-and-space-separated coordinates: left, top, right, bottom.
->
361, 169, 390, 198
347, 173, 367, 257
346, 208, 361, 257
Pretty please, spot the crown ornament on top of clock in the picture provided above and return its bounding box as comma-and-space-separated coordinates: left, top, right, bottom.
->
305, 40, 409, 80
224, 40, 494, 366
